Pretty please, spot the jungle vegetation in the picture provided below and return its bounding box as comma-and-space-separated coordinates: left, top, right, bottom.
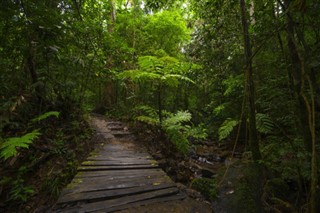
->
0, 0, 319, 212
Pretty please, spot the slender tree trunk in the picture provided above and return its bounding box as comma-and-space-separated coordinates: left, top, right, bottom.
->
158, 83, 163, 124
280, 1, 319, 211
239, 0, 261, 161
108, 0, 116, 33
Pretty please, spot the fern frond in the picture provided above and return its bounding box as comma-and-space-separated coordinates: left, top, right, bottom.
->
31, 111, 60, 123
256, 113, 274, 134
118, 70, 160, 82
0, 131, 41, 160
162, 110, 191, 127
135, 115, 159, 126
218, 118, 239, 141
138, 56, 162, 70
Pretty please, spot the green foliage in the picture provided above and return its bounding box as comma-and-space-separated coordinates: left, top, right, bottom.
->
162, 110, 207, 155
31, 111, 60, 123
118, 55, 195, 86
261, 137, 312, 181
218, 118, 239, 141
0, 131, 41, 160
190, 178, 217, 200
1, 111, 60, 160
143, 10, 190, 56
222, 74, 244, 96
162, 111, 193, 154
256, 113, 274, 134
8, 178, 34, 202
162, 110, 192, 127
134, 105, 160, 126
134, 106, 207, 154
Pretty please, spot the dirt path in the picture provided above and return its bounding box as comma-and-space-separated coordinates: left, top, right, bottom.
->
52, 114, 212, 213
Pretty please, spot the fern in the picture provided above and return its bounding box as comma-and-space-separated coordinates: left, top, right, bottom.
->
0, 131, 41, 160
256, 113, 274, 134
1, 111, 59, 160
134, 108, 207, 155
136, 115, 159, 126
162, 111, 207, 155
162, 110, 191, 127
218, 118, 239, 141
31, 111, 60, 123
133, 105, 160, 126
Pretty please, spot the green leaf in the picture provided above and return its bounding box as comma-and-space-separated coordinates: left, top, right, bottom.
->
218, 118, 239, 141
0, 131, 41, 160
136, 115, 159, 126
162, 111, 191, 127
256, 113, 274, 134
31, 111, 60, 123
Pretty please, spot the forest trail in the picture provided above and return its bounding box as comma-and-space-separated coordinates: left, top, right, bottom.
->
52, 115, 211, 213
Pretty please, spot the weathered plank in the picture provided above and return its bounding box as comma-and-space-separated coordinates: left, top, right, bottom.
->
60, 187, 180, 213
78, 164, 159, 171
69, 173, 168, 186
61, 176, 172, 194
93, 193, 186, 213
75, 168, 165, 178
81, 159, 155, 166
57, 183, 176, 204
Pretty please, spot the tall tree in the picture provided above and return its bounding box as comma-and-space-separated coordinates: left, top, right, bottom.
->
239, 0, 261, 161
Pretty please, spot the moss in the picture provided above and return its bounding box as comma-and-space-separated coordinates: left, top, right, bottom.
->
190, 177, 217, 200
66, 178, 82, 189
229, 163, 264, 213
82, 161, 95, 165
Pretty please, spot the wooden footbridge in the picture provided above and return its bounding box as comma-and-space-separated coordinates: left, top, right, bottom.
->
53, 117, 186, 212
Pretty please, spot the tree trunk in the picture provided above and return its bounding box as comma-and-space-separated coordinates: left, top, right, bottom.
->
239, 0, 261, 161
280, 1, 319, 211
158, 83, 163, 124
108, 0, 116, 33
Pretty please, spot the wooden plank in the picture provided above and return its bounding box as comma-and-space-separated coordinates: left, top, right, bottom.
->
57, 183, 177, 204
106, 121, 123, 125
61, 187, 180, 213
108, 126, 124, 130
110, 131, 132, 136
71, 173, 167, 185
75, 169, 165, 178
90, 151, 150, 158
81, 160, 154, 166
61, 176, 172, 194
90, 154, 150, 158
78, 164, 159, 171
76, 171, 165, 180
85, 157, 153, 161
92, 193, 186, 213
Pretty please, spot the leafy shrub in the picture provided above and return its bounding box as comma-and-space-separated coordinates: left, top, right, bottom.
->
0, 111, 59, 160
134, 106, 207, 154
256, 113, 274, 134
0, 131, 41, 160
8, 178, 34, 202
190, 177, 217, 200
218, 113, 275, 141
162, 111, 207, 155
218, 118, 239, 141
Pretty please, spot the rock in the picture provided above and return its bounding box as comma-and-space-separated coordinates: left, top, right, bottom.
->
176, 183, 188, 191
185, 188, 205, 200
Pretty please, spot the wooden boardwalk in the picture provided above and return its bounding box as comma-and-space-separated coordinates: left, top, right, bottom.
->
53, 119, 185, 213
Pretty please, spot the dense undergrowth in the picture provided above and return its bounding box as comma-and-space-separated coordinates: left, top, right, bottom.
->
0, 112, 94, 213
